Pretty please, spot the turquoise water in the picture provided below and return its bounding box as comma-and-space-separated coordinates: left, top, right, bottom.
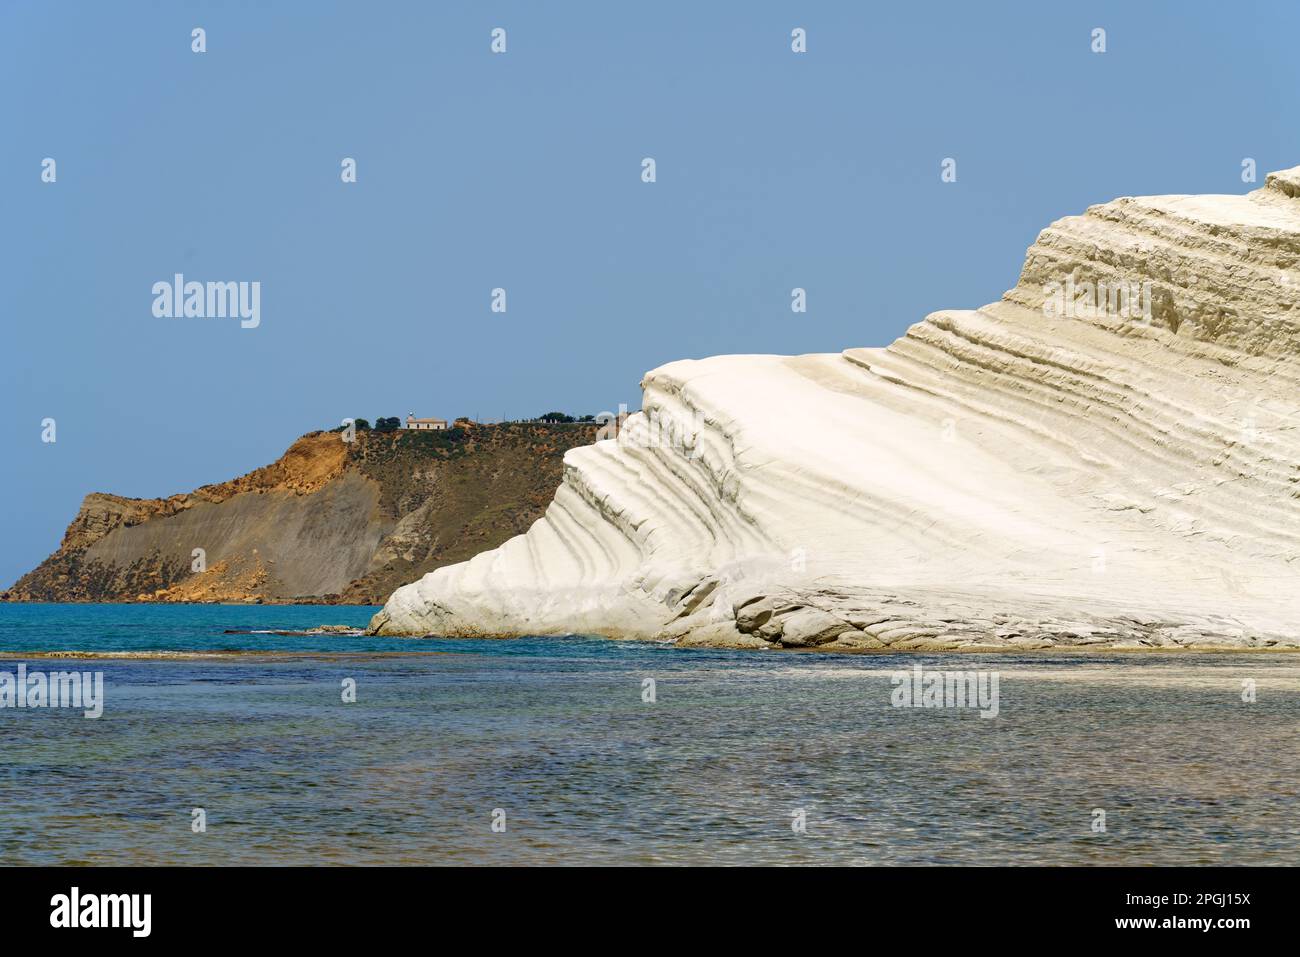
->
1, 603, 1297, 865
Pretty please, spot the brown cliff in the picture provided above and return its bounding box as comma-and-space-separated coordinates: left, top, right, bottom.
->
3, 424, 598, 604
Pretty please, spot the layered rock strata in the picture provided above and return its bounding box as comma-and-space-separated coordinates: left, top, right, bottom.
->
370, 169, 1300, 651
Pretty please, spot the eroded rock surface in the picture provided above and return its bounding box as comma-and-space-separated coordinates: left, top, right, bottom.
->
370, 169, 1300, 651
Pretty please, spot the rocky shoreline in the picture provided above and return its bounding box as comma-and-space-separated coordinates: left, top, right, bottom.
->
367, 167, 1300, 652
5, 423, 595, 605
659, 585, 1300, 652
367, 581, 1300, 652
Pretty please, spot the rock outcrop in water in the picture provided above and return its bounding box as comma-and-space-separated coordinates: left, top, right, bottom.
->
5, 424, 597, 604
370, 169, 1300, 651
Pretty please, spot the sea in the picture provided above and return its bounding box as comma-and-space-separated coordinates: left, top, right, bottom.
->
0, 603, 1296, 865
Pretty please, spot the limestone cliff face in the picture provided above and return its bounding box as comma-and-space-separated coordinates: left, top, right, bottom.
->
4, 425, 596, 604
369, 168, 1300, 651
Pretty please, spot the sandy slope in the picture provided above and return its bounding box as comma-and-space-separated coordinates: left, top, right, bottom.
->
370, 168, 1300, 651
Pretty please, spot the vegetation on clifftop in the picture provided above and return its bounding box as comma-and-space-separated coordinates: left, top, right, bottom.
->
3, 422, 600, 605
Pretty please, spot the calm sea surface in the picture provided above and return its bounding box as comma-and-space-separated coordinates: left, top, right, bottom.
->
0, 603, 1296, 865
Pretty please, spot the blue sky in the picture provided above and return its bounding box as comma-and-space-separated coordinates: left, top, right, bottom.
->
3, 0, 1299, 586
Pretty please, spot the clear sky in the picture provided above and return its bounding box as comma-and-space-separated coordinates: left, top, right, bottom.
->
3, 0, 1299, 587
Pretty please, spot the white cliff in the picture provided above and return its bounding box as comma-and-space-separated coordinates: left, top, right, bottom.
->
369, 168, 1300, 651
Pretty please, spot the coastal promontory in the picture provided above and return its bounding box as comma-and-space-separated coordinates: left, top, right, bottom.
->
369, 168, 1300, 652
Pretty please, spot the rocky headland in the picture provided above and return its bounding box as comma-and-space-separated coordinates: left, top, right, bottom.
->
4, 423, 597, 604
369, 168, 1300, 652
